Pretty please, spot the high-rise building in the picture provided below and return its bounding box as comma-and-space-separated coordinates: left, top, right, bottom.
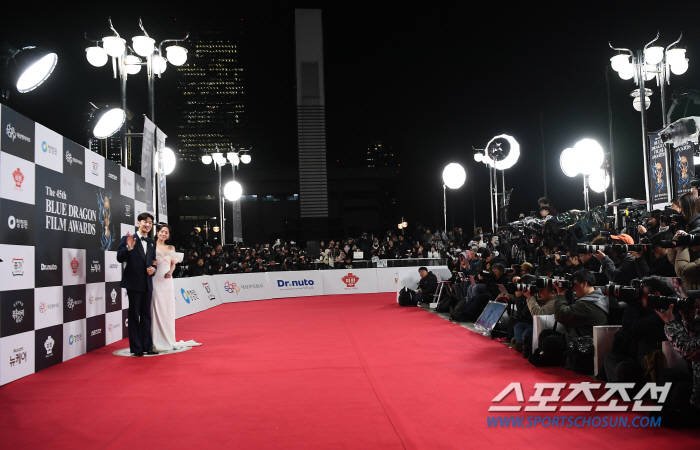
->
365, 141, 395, 168
175, 27, 246, 161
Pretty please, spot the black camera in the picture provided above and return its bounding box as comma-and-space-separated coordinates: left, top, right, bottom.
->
660, 233, 700, 248
611, 243, 652, 254
647, 292, 699, 313
597, 279, 642, 300
546, 252, 569, 262
534, 276, 571, 290
503, 267, 515, 275
483, 233, 493, 240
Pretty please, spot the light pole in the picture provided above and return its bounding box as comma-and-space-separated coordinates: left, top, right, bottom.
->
202, 147, 251, 245
609, 32, 689, 210
473, 134, 520, 231
560, 139, 605, 211
85, 17, 188, 168
442, 163, 466, 234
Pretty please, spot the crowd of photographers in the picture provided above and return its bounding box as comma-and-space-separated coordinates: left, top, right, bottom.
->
424, 194, 700, 423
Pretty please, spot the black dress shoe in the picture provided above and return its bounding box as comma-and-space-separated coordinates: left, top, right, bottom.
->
133, 352, 144, 357
145, 351, 159, 355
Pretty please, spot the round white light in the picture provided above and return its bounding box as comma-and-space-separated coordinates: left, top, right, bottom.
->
644, 46, 664, 65
227, 152, 240, 165
589, 168, 610, 193
151, 54, 167, 75
132, 36, 155, 57
610, 54, 630, 72
666, 48, 686, 66
240, 154, 251, 164
86, 46, 108, 67
212, 152, 225, 165
166, 45, 188, 66
482, 134, 520, 170
202, 154, 212, 165
633, 96, 651, 111
162, 147, 176, 175
16, 53, 57, 93
102, 36, 125, 57
93, 108, 126, 139
442, 163, 466, 189
224, 181, 242, 201
560, 148, 578, 177
671, 58, 689, 76
573, 138, 604, 175
473, 153, 483, 162
618, 64, 635, 80
124, 55, 141, 75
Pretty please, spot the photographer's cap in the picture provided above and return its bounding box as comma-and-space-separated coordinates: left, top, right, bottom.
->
610, 233, 634, 245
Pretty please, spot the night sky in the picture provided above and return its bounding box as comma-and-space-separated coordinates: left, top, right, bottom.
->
3, 1, 700, 236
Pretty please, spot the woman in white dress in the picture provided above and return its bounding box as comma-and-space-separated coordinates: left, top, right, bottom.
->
151, 224, 199, 352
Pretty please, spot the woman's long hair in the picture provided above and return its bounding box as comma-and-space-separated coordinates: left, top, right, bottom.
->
678, 192, 700, 230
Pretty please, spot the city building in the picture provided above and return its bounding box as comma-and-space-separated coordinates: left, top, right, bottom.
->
174, 26, 246, 162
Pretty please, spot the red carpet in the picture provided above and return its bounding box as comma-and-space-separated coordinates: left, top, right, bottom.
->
1, 293, 699, 449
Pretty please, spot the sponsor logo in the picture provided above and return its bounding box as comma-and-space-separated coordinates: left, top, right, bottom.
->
7, 215, 29, 230
202, 282, 216, 300
277, 279, 315, 288
12, 167, 25, 188
223, 281, 240, 295
109, 263, 119, 270
66, 297, 83, 310
44, 336, 55, 356
65, 151, 83, 165
180, 288, 199, 304
39, 301, 46, 313
69, 333, 82, 345
42, 140, 58, 156
88, 294, 94, 305
91, 260, 101, 273
125, 318, 128, 328
12, 301, 25, 323
71, 257, 79, 275
342, 273, 359, 288
9, 346, 27, 366
111, 288, 117, 304
5, 123, 31, 143
108, 172, 118, 181
12, 258, 24, 276
91, 161, 99, 176
125, 204, 131, 217
38, 301, 59, 313
90, 328, 102, 336
136, 183, 145, 193
41, 264, 58, 271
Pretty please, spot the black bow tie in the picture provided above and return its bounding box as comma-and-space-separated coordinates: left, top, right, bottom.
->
140, 237, 148, 242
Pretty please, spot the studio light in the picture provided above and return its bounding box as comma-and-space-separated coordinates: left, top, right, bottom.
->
482, 134, 520, 170
93, 108, 126, 139
442, 163, 466, 189
15, 52, 58, 93
132, 35, 155, 57
559, 148, 578, 177
589, 168, 610, 193
86, 46, 108, 67
102, 36, 125, 57
224, 181, 243, 201
573, 138, 604, 175
166, 45, 187, 66
125, 54, 142, 74
162, 147, 176, 175
202, 154, 212, 165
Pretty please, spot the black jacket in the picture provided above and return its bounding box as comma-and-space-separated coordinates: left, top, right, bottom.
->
600, 253, 637, 286
117, 235, 157, 292
634, 254, 676, 278
621, 302, 667, 363
418, 271, 438, 296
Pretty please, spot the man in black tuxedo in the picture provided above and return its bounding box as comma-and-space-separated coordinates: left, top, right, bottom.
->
117, 212, 158, 356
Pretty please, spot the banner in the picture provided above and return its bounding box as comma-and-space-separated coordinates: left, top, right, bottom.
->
232, 200, 243, 243
155, 127, 168, 223
323, 268, 378, 295
268, 270, 324, 298
213, 273, 270, 303
141, 118, 155, 212
672, 141, 695, 198
174, 277, 222, 319
648, 133, 670, 209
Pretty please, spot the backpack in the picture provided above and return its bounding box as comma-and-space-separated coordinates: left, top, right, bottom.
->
449, 297, 469, 321
564, 335, 595, 375
398, 287, 417, 306
435, 290, 458, 313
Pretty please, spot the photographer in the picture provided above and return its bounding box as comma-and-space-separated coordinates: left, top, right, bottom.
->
450, 263, 510, 322
529, 269, 609, 367
632, 232, 676, 278
415, 267, 438, 306
637, 210, 661, 238
656, 297, 700, 412
594, 234, 637, 286
512, 272, 563, 355
603, 276, 670, 383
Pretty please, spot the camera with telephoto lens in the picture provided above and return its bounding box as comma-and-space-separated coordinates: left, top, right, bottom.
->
577, 244, 612, 254
506, 282, 539, 295
482, 233, 493, 240
611, 243, 652, 254
503, 267, 515, 275
660, 233, 700, 248
535, 276, 572, 290
597, 279, 643, 300
546, 252, 569, 262
647, 290, 699, 314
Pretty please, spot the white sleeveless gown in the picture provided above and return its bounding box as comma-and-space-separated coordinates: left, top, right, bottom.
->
151, 250, 201, 351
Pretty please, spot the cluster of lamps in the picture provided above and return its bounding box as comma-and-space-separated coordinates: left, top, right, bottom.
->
560, 139, 609, 210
